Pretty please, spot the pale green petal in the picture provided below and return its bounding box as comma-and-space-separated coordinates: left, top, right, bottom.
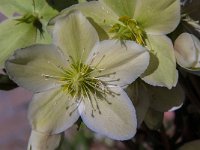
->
0, 0, 58, 18
144, 108, 163, 130
5, 44, 68, 93
58, 1, 118, 27
87, 40, 149, 87
28, 88, 80, 134
79, 86, 137, 140
178, 140, 200, 150
53, 11, 99, 62
100, 0, 136, 17
0, 0, 32, 17
174, 33, 200, 68
149, 84, 185, 112
141, 35, 178, 89
134, 0, 180, 34
34, 0, 58, 21
36, 28, 52, 44
0, 19, 37, 68
125, 81, 150, 126
27, 130, 61, 150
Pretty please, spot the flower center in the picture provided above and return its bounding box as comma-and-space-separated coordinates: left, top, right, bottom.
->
16, 13, 44, 35
61, 62, 99, 98
42, 59, 120, 117
109, 16, 147, 46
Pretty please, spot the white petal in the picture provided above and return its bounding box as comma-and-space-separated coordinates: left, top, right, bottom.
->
174, 33, 200, 68
53, 11, 99, 62
28, 88, 80, 134
134, 0, 180, 34
5, 44, 68, 93
79, 86, 137, 140
27, 130, 61, 150
87, 40, 149, 87
141, 35, 178, 89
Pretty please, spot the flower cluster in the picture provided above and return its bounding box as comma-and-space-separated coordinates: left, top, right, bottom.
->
1, 0, 193, 149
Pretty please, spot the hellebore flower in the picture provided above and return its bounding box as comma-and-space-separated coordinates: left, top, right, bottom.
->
0, 0, 58, 68
57, 0, 181, 89
175, 33, 200, 68
5, 11, 150, 142
174, 32, 200, 76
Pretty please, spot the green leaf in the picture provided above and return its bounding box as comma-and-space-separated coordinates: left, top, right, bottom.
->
148, 83, 185, 112
126, 80, 150, 126
0, 74, 18, 90
144, 108, 163, 130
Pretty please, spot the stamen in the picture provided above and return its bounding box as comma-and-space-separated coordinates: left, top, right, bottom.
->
109, 16, 147, 46
41, 74, 66, 80
89, 52, 99, 66
93, 95, 101, 115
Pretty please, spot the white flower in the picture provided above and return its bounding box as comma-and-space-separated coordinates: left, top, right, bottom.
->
174, 33, 200, 69
57, 0, 181, 89
5, 11, 149, 142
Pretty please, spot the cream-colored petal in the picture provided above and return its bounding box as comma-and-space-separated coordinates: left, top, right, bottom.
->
87, 40, 149, 87
28, 88, 80, 134
56, 1, 118, 27
27, 130, 61, 150
174, 33, 200, 68
100, 0, 136, 17
141, 35, 178, 89
5, 44, 68, 93
134, 0, 180, 34
53, 11, 99, 62
79, 86, 137, 140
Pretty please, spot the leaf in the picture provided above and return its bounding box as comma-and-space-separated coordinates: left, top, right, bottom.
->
148, 83, 185, 112
144, 108, 164, 130
0, 74, 18, 90
125, 80, 150, 126
0, 0, 58, 67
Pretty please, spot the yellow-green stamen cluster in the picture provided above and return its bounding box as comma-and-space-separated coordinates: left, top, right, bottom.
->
110, 16, 147, 46
42, 59, 120, 117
